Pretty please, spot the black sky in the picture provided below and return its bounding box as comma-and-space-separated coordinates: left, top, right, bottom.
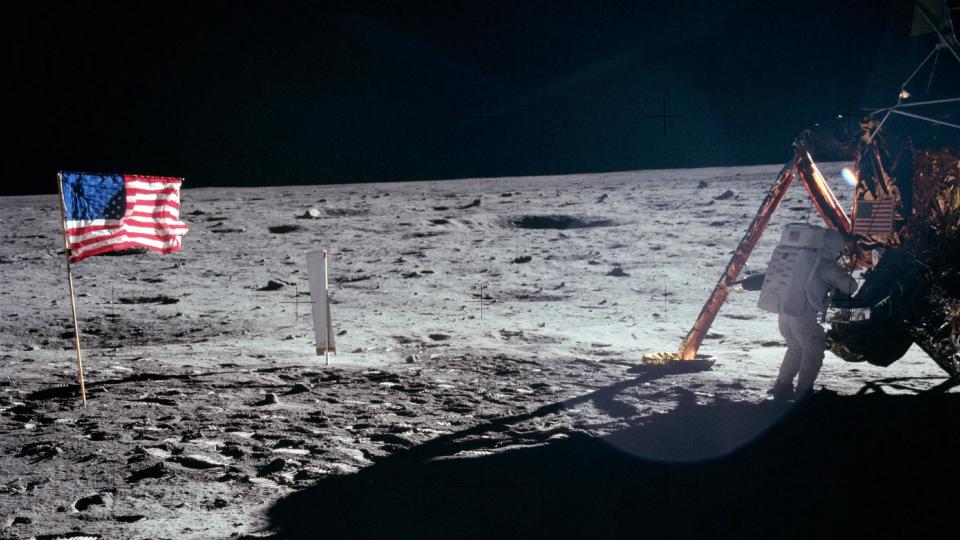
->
2, 0, 935, 195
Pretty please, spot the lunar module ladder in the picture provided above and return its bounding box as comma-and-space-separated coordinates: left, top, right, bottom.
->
643, 144, 852, 369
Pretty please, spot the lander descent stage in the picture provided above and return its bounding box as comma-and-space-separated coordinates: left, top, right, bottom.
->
645, 0, 960, 376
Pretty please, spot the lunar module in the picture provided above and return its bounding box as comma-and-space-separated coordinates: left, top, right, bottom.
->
646, 1, 960, 377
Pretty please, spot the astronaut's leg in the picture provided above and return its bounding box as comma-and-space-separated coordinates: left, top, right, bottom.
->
792, 308, 826, 393
775, 313, 802, 394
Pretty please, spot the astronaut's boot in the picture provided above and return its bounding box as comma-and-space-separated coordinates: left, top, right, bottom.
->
770, 380, 796, 401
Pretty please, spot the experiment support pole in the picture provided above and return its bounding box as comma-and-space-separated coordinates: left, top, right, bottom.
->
56, 172, 88, 406
323, 250, 334, 366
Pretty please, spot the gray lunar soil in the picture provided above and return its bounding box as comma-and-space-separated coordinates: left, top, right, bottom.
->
0, 164, 952, 539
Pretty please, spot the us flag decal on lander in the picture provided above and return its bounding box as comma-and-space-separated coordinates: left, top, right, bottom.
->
306, 250, 336, 364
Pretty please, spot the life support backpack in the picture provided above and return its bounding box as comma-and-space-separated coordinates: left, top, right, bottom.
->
757, 223, 834, 315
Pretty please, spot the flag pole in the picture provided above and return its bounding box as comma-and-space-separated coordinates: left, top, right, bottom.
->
56, 172, 88, 406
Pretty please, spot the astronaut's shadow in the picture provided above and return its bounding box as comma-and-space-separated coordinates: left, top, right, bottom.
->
266, 390, 960, 540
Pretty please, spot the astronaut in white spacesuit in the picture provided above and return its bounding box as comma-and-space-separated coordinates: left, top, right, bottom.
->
758, 224, 858, 401
771, 229, 858, 400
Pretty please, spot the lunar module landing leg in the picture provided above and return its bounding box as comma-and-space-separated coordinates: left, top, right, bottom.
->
642, 141, 852, 371
643, 2, 960, 373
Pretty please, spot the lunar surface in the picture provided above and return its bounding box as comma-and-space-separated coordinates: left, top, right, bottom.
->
1, 163, 957, 539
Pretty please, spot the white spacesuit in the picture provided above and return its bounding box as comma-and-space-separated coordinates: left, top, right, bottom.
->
758, 224, 858, 399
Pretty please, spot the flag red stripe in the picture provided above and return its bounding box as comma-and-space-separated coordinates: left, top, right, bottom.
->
126, 211, 182, 220
125, 187, 181, 196
67, 228, 187, 243
67, 223, 122, 235
126, 199, 181, 210
68, 229, 186, 250
67, 220, 187, 235
122, 218, 187, 230
69, 233, 183, 256
123, 175, 182, 184
70, 240, 182, 263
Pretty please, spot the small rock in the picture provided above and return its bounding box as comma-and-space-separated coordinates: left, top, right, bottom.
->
273, 448, 310, 456
369, 433, 415, 447
606, 267, 630, 277
128, 462, 169, 483
329, 462, 360, 475
258, 280, 290, 291
405, 354, 419, 364
17, 441, 61, 460
171, 454, 227, 469
116, 514, 146, 523
294, 467, 327, 481
286, 383, 312, 394
12, 516, 32, 525
248, 477, 283, 489
219, 445, 245, 459
457, 198, 481, 210
254, 393, 280, 406
596, 193, 608, 203
1, 478, 26, 495
512, 255, 533, 264
299, 208, 322, 219
697, 180, 709, 188
143, 447, 172, 460
715, 189, 735, 200
257, 457, 286, 476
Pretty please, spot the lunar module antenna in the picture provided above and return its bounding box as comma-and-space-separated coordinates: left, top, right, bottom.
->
867, 1, 960, 140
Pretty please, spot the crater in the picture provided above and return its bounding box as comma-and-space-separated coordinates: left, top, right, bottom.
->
268, 224, 303, 234
509, 215, 615, 230
101, 247, 148, 257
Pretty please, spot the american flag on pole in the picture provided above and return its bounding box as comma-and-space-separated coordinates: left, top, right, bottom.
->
60, 172, 189, 263
851, 198, 896, 236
